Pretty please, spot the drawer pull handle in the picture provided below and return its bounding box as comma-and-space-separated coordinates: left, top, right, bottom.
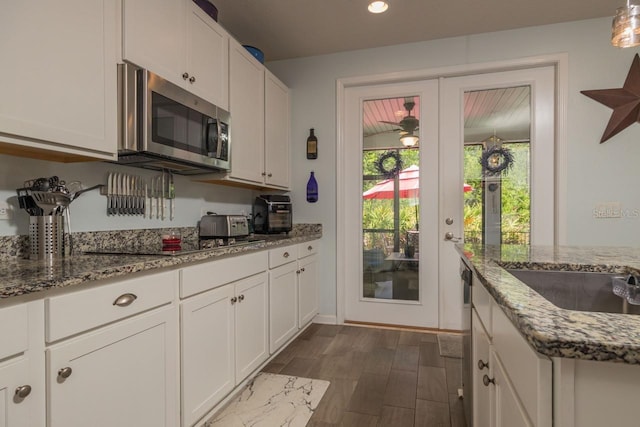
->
482, 374, 495, 387
238, 294, 245, 302
283, 252, 290, 258
231, 296, 237, 305
58, 367, 73, 379
297, 269, 301, 274
182, 72, 189, 80
301, 267, 306, 272
307, 245, 313, 251
189, 76, 196, 83
113, 293, 138, 307
14, 385, 32, 399
477, 359, 489, 370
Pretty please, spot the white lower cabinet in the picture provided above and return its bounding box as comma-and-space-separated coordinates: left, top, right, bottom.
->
472, 310, 491, 427
0, 301, 45, 427
46, 305, 178, 427
471, 271, 551, 427
234, 273, 269, 380
490, 350, 533, 427
297, 252, 318, 327
181, 284, 235, 427
268, 261, 298, 354
268, 241, 319, 354
180, 254, 269, 427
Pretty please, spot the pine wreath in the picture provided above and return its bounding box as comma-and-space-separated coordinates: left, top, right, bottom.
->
375, 151, 403, 178
480, 146, 514, 175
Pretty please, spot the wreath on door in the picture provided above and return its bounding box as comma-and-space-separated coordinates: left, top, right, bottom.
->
375, 151, 403, 178
479, 146, 514, 175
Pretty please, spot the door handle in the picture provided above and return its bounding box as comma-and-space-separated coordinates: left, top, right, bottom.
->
444, 232, 461, 242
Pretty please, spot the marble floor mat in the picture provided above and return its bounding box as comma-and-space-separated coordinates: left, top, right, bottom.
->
437, 333, 463, 358
204, 372, 330, 427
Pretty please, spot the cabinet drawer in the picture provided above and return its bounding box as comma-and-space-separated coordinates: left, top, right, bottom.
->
0, 303, 29, 359
472, 276, 492, 336
46, 270, 176, 342
180, 251, 268, 298
297, 240, 318, 258
269, 245, 296, 269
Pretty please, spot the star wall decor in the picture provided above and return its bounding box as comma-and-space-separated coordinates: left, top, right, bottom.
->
581, 53, 640, 143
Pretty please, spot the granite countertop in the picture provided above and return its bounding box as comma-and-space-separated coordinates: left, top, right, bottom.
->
459, 244, 640, 365
0, 225, 321, 300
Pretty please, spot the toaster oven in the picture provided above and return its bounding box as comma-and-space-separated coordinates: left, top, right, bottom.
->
199, 214, 249, 238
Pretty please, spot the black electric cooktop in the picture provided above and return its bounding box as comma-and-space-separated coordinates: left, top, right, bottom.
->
84, 238, 265, 257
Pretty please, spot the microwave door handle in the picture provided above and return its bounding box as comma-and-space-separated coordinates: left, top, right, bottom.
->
205, 120, 217, 157
216, 120, 223, 158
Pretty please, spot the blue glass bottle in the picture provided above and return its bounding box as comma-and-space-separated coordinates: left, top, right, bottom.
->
306, 171, 318, 203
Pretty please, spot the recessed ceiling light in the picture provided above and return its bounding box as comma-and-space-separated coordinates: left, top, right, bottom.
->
368, 1, 389, 14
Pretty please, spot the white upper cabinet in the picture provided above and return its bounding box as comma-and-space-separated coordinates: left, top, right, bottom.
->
264, 70, 291, 189
202, 39, 291, 190
186, 2, 229, 109
228, 38, 265, 184
122, 0, 229, 109
0, 1, 118, 160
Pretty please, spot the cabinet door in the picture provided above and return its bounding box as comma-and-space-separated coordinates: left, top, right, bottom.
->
472, 310, 491, 427
122, 0, 185, 88
47, 306, 178, 427
0, 357, 35, 427
186, 2, 229, 109
181, 284, 235, 427
234, 272, 269, 382
269, 262, 298, 353
298, 254, 318, 327
0, 1, 117, 158
490, 350, 533, 427
228, 38, 265, 184
264, 70, 291, 189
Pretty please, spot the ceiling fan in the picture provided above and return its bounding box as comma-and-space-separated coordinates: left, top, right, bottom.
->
380, 99, 419, 135
380, 99, 420, 146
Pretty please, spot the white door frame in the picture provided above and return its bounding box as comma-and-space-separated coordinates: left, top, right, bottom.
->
336, 53, 568, 325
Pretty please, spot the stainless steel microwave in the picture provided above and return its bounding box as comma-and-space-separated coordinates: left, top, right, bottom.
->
117, 63, 231, 175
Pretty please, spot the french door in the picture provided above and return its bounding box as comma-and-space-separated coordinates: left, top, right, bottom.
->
343, 80, 440, 328
341, 66, 555, 330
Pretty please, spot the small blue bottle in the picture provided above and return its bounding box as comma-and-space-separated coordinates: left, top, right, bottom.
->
306, 171, 318, 203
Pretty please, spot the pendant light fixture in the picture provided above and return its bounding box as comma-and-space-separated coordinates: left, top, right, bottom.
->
368, 1, 389, 13
612, 0, 640, 47
400, 133, 419, 147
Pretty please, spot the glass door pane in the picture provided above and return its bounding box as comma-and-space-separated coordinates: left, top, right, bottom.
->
362, 96, 420, 301
463, 86, 531, 245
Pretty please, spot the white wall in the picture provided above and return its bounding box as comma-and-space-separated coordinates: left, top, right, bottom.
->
0, 155, 256, 235
267, 17, 640, 319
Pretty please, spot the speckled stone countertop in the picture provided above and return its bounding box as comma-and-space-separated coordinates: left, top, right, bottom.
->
0, 224, 321, 300
458, 244, 640, 365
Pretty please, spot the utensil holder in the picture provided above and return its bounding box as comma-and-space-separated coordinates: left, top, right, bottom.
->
29, 215, 64, 260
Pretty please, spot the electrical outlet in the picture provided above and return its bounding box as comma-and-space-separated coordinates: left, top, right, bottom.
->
0, 203, 9, 220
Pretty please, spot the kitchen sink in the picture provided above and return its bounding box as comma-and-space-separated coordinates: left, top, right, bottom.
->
506, 269, 640, 315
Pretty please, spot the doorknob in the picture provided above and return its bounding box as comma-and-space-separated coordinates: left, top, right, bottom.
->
445, 217, 454, 225
444, 232, 461, 242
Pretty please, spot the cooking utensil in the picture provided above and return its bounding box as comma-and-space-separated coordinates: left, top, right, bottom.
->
31, 191, 70, 216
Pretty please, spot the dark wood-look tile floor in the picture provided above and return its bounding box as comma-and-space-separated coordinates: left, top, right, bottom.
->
261, 324, 468, 427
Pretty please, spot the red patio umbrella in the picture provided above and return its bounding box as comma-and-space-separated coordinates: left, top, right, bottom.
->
362, 165, 472, 199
